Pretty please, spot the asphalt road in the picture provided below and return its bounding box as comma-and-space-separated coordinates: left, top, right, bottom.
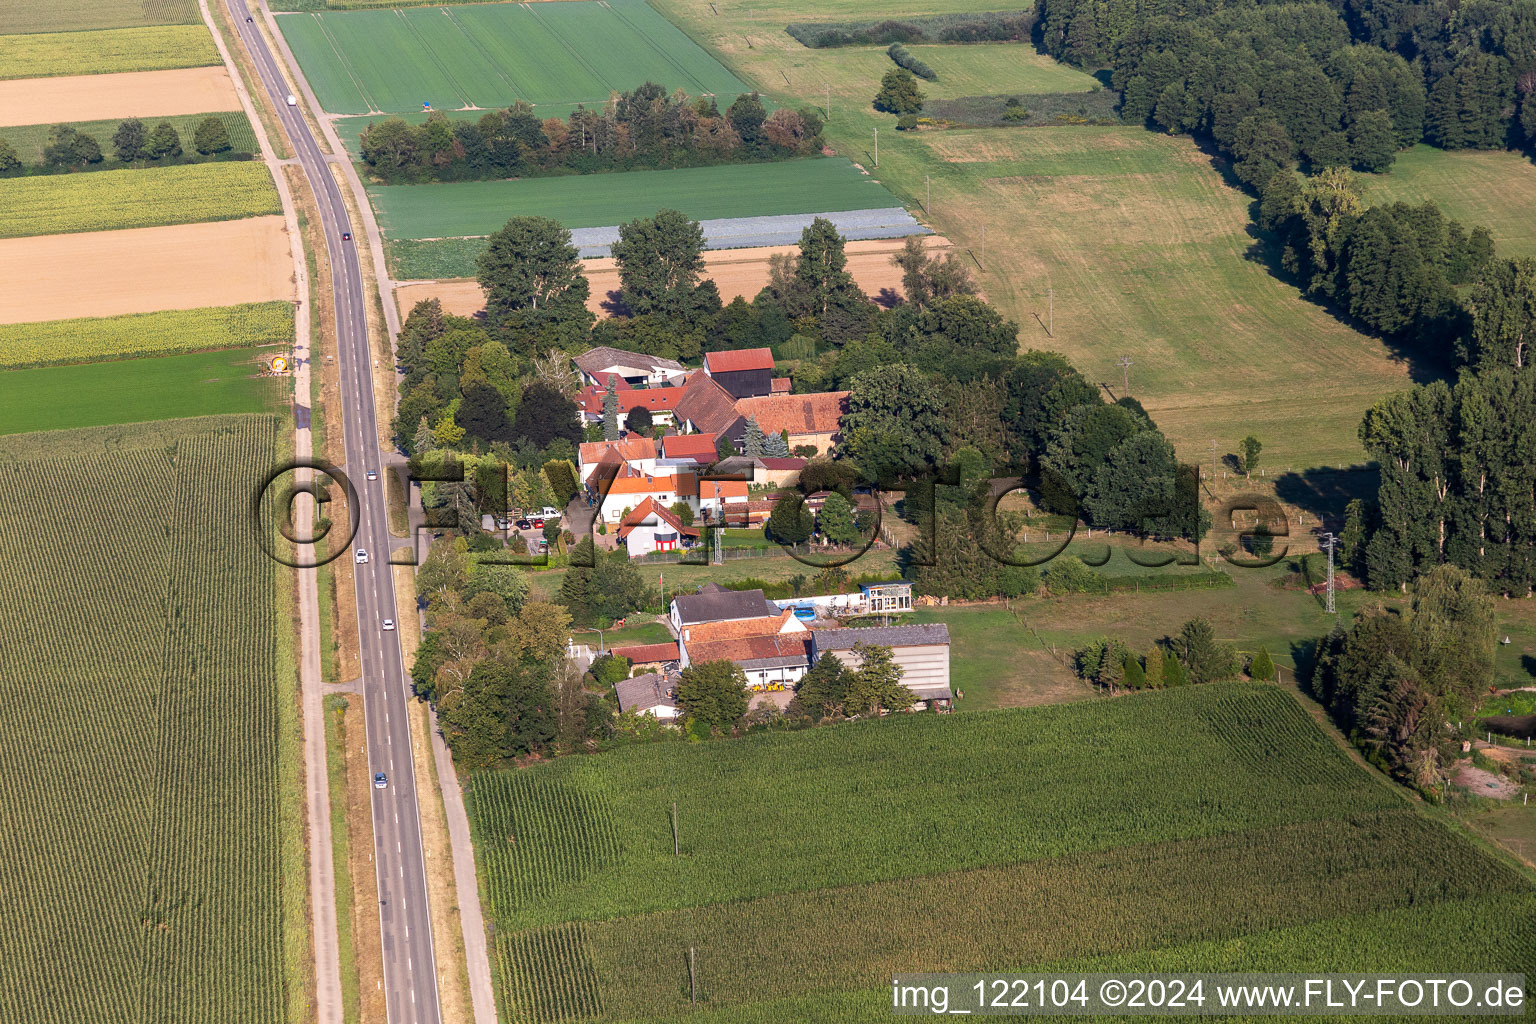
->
225, 3, 442, 1021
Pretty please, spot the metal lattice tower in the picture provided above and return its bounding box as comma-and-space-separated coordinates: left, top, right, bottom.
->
1321, 532, 1337, 614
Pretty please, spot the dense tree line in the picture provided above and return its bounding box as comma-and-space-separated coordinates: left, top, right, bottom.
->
1074, 616, 1239, 691
360, 85, 824, 184
1038, 0, 1534, 187
1311, 565, 1495, 790
409, 538, 609, 765
0, 116, 235, 175
1259, 168, 1493, 354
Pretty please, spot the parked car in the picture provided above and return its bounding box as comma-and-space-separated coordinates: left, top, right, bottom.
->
355, 549, 368, 564
381, 619, 395, 631
373, 773, 387, 789
532, 518, 545, 529
514, 518, 532, 530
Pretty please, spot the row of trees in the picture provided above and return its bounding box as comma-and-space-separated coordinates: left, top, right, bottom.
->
0, 116, 234, 173
360, 85, 824, 184
1075, 617, 1246, 691
1040, 0, 1536, 182
1311, 565, 1495, 791
1259, 168, 1494, 354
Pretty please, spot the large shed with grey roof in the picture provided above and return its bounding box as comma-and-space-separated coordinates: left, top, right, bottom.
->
670, 587, 781, 630
811, 624, 952, 705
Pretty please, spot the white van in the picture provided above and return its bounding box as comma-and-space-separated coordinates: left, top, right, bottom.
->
286, 94, 297, 107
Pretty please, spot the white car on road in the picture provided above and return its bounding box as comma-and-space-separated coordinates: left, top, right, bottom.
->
381, 619, 395, 631
355, 548, 368, 564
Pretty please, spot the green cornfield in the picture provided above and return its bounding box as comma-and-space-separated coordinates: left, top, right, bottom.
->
0, 415, 298, 1023
0, 301, 292, 369
390, 237, 486, 281
0, 111, 257, 166
466, 685, 1536, 1023
0, 161, 280, 238
0, 25, 218, 78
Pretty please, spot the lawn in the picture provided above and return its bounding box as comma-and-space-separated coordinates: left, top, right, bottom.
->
0, 347, 284, 434
0, 111, 256, 165
0, 161, 280, 237
0, 25, 217, 78
1360, 145, 1536, 260
907, 605, 1093, 708
0, 301, 293, 370
0, 414, 301, 1023
0, 0, 198, 34
527, 547, 903, 602
276, 0, 751, 116
370, 157, 899, 239
466, 684, 1536, 1021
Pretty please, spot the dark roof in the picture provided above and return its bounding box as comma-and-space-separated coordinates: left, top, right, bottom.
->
810, 624, 951, 653
675, 373, 745, 437
673, 587, 780, 626
614, 672, 677, 714
574, 346, 684, 377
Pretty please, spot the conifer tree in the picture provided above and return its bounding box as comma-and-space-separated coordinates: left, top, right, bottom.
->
602, 375, 619, 440
1144, 644, 1166, 689
1123, 652, 1147, 689
1249, 646, 1276, 681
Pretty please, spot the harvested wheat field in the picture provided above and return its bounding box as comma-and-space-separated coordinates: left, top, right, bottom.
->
394, 236, 951, 319
0, 66, 238, 127
0, 217, 293, 324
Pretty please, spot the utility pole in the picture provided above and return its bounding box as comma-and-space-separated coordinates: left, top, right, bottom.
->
1321, 532, 1337, 614
873, 126, 878, 168
1117, 355, 1133, 396
1047, 286, 1053, 336
979, 226, 985, 269
825, 84, 830, 120
925, 174, 930, 214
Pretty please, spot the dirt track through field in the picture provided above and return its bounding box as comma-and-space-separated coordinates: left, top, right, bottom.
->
393, 236, 953, 319
0, 66, 238, 126
0, 216, 293, 323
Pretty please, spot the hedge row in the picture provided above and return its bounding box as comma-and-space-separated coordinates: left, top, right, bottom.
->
786, 10, 1035, 49
887, 43, 937, 81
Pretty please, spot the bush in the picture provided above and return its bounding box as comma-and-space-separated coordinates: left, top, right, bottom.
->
896, 114, 919, 131
887, 43, 937, 81
787, 11, 1034, 48
874, 68, 925, 115
1043, 555, 1105, 595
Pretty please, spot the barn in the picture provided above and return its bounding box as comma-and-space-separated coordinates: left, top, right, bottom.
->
810, 623, 952, 708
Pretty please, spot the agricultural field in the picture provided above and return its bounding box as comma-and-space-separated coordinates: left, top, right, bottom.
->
467, 684, 1535, 1021
375, 159, 899, 264
1360, 145, 1536, 259
0, 162, 280, 238
0, 25, 218, 79
276, 0, 750, 116
0, 111, 255, 163
0, 302, 293, 370
0, 415, 300, 1023
0, 67, 240, 127
0, 218, 295, 323
0, 0, 198, 34
0, 348, 284, 434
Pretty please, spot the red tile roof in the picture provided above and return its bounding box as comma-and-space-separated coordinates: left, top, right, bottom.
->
757, 457, 807, 470
615, 496, 699, 540
611, 642, 680, 664
577, 383, 685, 416
735, 391, 849, 436
705, 348, 775, 373
675, 372, 743, 436
770, 376, 792, 393
661, 433, 719, 461
685, 633, 811, 667
579, 437, 657, 466
684, 609, 797, 644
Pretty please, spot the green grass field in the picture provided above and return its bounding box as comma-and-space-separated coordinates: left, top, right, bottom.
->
0, 161, 279, 237
0, 348, 284, 434
650, 1, 1418, 470
276, 0, 751, 115
1360, 145, 1536, 259
0, 414, 301, 1023
467, 684, 1536, 1021
0, 302, 293, 370
0, 25, 218, 78
0, 0, 198, 34
373, 156, 898, 242
0, 112, 255, 166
